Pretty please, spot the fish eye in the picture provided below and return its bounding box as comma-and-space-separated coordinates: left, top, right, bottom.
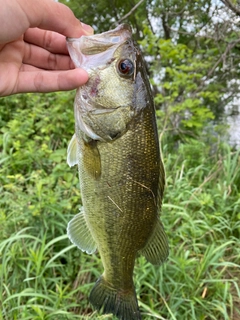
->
118, 59, 134, 77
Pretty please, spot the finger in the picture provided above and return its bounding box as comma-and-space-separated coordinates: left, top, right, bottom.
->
14, 68, 89, 94
25, 0, 93, 38
24, 28, 69, 55
0, 0, 93, 44
23, 42, 74, 70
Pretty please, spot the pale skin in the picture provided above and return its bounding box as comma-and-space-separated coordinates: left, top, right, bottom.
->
0, 0, 94, 97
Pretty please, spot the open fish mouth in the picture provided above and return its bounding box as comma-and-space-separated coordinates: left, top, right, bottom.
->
66, 24, 132, 70
67, 24, 132, 50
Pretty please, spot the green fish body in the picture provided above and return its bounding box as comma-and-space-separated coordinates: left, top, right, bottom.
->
67, 24, 168, 320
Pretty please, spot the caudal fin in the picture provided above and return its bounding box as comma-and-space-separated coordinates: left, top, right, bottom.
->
89, 276, 141, 320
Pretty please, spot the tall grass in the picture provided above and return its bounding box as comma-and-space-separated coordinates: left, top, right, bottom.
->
0, 93, 239, 319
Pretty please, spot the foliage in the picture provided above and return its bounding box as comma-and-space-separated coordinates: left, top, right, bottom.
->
1, 1, 240, 319
140, 28, 216, 135
0, 92, 239, 320
0, 92, 80, 238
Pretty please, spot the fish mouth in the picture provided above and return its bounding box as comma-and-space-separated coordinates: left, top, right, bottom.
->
66, 24, 132, 70
67, 24, 131, 50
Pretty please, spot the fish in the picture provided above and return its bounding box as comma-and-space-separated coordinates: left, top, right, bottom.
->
66, 24, 168, 320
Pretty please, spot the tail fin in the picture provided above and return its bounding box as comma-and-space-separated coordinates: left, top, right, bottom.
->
89, 276, 141, 320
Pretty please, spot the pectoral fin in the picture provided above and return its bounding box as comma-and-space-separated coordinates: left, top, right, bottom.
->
67, 134, 78, 167
82, 140, 101, 179
67, 209, 97, 254
140, 218, 169, 265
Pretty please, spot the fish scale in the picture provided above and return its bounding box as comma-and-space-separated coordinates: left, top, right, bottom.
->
67, 24, 168, 320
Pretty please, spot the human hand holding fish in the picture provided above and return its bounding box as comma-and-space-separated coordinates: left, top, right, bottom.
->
0, 0, 93, 97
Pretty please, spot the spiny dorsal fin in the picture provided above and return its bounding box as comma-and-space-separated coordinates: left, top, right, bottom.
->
139, 218, 169, 265
67, 209, 97, 254
67, 134, 78, 167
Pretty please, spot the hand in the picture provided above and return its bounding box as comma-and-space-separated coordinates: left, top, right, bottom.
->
0, 0, 93, 97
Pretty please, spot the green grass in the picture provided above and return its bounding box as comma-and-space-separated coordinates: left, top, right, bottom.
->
0, 93, 239, 319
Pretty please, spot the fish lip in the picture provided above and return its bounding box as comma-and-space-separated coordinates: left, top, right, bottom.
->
66, 24, 132, 56
66, 24, 133, 70
66, 23, 132, 44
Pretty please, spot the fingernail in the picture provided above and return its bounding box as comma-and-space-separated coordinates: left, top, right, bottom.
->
81, 22, 94, 35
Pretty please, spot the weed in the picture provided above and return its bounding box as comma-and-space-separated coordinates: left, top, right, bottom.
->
0, 93, 239, 319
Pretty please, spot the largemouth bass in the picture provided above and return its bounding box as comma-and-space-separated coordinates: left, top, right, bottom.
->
66, 24, 168, 320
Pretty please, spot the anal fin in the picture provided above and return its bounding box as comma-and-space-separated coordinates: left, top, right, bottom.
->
67, 209, 97, 254
140, 218, 169, 265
